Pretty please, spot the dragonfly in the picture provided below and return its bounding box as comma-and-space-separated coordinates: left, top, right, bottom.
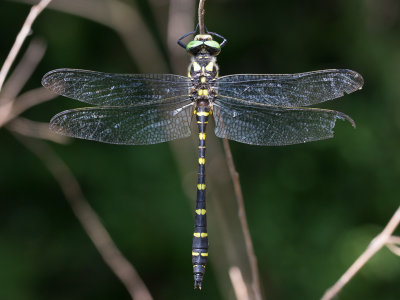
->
42, 27, 364, 289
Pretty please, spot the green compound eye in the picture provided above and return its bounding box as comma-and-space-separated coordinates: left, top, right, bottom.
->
204, 40, 221, 55
186, 40, 203, 52
204, 40, 220, 50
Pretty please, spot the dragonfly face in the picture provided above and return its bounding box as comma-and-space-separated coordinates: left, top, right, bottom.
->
42, 28, 364, 290
186, 34, 221, 56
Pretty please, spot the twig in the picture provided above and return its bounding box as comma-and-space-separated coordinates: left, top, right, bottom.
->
198, 0, 206, 34
14, 0, 168, 73
1, 38, 46, 101
14, 135, 153, 300
0, 0, 52, 91
1, 1, 153, 298
222, 139, 263, 300
386, 236, 400, 256
321, 206, 400, 300
0, 38, 52, 128
0, 87, 56, 128
229, 266, 250, 300
7, 117, 67, 143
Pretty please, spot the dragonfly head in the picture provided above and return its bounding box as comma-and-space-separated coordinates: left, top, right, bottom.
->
186, 34, 221, 56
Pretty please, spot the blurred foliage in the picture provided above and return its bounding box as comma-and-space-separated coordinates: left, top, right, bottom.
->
1, 0, 400, 299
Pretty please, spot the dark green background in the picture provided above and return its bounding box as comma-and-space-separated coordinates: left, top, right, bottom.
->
1, 0, 400, 299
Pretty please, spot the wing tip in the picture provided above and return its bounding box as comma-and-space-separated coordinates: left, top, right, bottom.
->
41, 68, 69, 93
338, 69, 364, 93
336, 110, 356, 128
42, 68, 84, 91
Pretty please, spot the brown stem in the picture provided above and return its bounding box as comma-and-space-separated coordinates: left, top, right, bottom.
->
0, 0, 52, 91
321, 206, 400, 300
198, 0, 206, 34
15, 136, 153, 300
222, 139, 263, 300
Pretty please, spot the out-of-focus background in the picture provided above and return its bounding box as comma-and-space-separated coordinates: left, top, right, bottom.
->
1, 0, 400, 299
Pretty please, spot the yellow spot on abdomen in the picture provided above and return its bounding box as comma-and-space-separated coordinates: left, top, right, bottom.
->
197, 184, 206, 190
192, 252, 200, 256
201, 253, 208, 257
198, 158, 205, 165
199, 133, 206, 140
193, 232, 208, 238
195, 209, 206, 215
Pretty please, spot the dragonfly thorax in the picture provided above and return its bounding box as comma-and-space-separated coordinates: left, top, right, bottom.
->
189, 55, 218, 106
188, 55, 219, 80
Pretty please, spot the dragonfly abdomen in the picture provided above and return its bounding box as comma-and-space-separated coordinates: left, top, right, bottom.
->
192, 105, 210, 289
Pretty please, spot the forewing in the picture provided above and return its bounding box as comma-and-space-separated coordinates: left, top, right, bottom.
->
50, 101, 194, 145
216, 69, 363, 107
213, 98, 355, 146
42, 69, 191, 106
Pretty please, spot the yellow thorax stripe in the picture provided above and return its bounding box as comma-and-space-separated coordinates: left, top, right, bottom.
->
193, 62, 201, 72
196, 111, 209, 117
205, 62, 214, 72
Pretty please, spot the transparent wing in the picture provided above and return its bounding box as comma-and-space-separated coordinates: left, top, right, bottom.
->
215, 69, 363, 107
50, 101, 194, 145
42, 69, 192, 106
213, 98, 355, 146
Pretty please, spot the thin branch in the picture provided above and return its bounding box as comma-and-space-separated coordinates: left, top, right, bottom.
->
0, 34, 51, 128
198, 0, 206, 34
222, 139, 263, 300
14, 0, 168, 73
229, 266, 250, 300
321, 206, 400, 300
167, 0, 195, 74
12, 87, 56, 117
14, 135, 153, 300
7, 117, 68, 144
0, 0, 52, 91
1, 38, 46, 101
0, 86, 56, 128
386, 235, 400, 256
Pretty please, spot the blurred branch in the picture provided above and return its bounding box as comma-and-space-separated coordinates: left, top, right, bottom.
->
229, 266, 250, 300
167, 0, 195, 74
14, 0, 168, 73
0, 0, 52, 91
223, 139, 263, 300
14, 135, 153, 300
7, 117, 68, 143
0, 86, 57, 129
0, 38, 55, 128
321, 206, 400, 300
386, 236, 400, 256
1, 38, 46, 101
1, 2, 153, 298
